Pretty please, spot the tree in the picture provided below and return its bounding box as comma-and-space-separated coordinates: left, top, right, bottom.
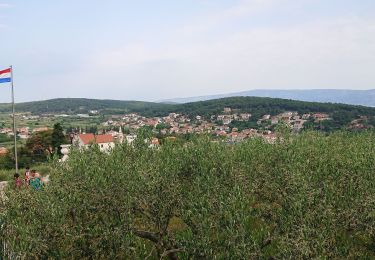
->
155, 123, 171, 131
133, 126, 153, 149
366, 116, 375, 127
0, 153, 14, 170
0, 134, 12, 143
88, 125, 98, 134
51, 123, 67, 155
26, 130, 53, 158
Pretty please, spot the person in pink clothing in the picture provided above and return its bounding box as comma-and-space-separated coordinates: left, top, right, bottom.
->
14, 173, 22, 189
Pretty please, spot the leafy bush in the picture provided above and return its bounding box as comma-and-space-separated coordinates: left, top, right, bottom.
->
1, 131, 375, 259
0, 170, 9, 182
0, 134, 12, 143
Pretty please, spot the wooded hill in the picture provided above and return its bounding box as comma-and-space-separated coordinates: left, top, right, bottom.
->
1, 97, 375, 129
1, 97, 375, 116
0, 98, 173, 115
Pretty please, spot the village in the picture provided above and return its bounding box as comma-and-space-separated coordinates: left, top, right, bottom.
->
0, 107, 336, 157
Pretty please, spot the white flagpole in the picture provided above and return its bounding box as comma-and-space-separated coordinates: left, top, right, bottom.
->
10, 65, 18, 173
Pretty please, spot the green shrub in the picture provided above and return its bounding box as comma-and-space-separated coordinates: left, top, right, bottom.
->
1, 131, 375, 259
0, 170, 9, 182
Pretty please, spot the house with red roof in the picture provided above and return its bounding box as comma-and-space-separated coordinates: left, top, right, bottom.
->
73, 133, 115, 152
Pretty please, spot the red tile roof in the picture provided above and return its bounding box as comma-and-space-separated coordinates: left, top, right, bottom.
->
95, 134, 113, 144
78, 133, 95, 145
79, 134, 113, 145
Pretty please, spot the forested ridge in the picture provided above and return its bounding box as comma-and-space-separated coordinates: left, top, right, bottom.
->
1, 97, 375, 132
157, 97, 375, 118
1, 96, 375, 118
0, 98, 173, 114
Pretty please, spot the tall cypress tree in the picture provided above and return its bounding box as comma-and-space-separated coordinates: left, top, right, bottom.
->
51, 123, 66, 155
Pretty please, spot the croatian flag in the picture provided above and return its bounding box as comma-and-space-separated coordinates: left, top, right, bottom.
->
0, 68, 11, 83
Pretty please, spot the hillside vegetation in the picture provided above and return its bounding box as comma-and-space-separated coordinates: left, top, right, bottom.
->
1, 131, 375, 259
1, 97, 375, 128
1, 97, 374, 117
158, 96, 375, 118
0, 98, 174, 114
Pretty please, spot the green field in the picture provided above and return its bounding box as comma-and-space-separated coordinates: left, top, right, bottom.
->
0, 113, 104, 129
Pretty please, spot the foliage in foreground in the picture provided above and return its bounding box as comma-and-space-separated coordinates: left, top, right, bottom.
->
1, 131, 375, 259
0, 165, 52, 182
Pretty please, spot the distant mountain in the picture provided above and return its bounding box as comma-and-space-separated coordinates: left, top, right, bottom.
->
161, 89, 375, 107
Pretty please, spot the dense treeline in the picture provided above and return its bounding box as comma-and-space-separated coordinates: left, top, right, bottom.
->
1, 97, 375, 118
0, 98, 174, 114
1, 131, 375, 259
160, 97, 375, 118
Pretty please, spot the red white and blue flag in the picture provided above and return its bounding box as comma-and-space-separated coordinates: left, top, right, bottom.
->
0, 68, 11, 83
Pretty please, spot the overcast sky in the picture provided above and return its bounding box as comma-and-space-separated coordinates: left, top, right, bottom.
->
0, 0, 374, 102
